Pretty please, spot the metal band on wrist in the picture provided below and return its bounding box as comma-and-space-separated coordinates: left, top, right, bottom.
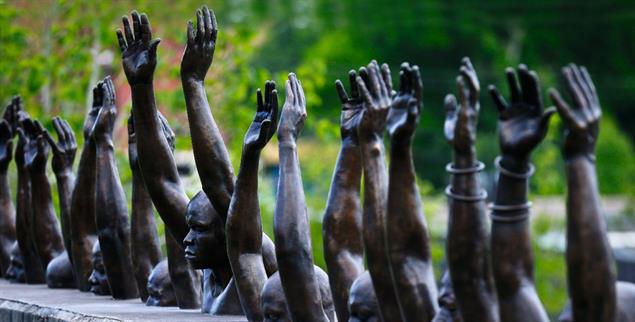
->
446, 161, 485, 174
445, 185, 487, 202
489, 201, 532, 212
490, 212, 530, 222
495, 156, 535, 179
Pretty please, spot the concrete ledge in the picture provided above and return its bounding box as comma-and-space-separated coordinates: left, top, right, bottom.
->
0, 280, 246, 321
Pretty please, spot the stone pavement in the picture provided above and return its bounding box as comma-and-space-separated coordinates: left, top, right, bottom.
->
0, 279, 247, 321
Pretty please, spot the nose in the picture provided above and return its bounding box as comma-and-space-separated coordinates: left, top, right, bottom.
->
183, 230, 195, 246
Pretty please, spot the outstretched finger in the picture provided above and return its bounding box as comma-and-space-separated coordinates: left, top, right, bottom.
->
131, 11, 142, 42
505, 67, 521, 103
488, 85, 507, 114
540, 107, 557, 131
381, 63, 393, 96
186, 21, 195, 47
356, 76, 373, 106
459, 66, 479, 105
288, 73, 298, 105
549, 88, 583, 129
140, 13, 152, 44
412, 65, 423, 103
122, 16, 134, 44
62, 119, 76, 148
348, 70, 359, 99
52, 118, 67, 143
296, 78, 306, 108
116, 30, 127, 53
210, 8, 218, 42
203, 6, 212, 42
518, 65, 540, 108
456, 76, 468, 109
335, 80, 349, 104
256, 88, 264, 111
271, 88, 279, 128
562, 66, 586, 109
580, 66, 598, 104
285, 80, 294, 106
196, 9, 204, 43
368, 61, 382, 98
43, 130, 60, 154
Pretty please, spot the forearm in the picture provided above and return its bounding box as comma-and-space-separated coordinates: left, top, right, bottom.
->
274, 144, 327, 322
387, 140, 431, 259
70, 142, 97, 291
447, 149, 499, 322
29, 170, 65, 265
491, 155, 535, 294
387, 140, 438, 321
131, 169, 161, 299
132, 84, 189, 242
16, 168, 45, 283
360, 136, 403, 322
182, 79, 234, 218
323, 140, 364, 322
54, 170, 75, 259
95, 140, 138, 298
0, 172, 16, 241
565, 156, 616, 321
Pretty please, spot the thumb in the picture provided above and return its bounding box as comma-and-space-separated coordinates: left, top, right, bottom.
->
540, 106, 557, 130
149, 39, 161, 57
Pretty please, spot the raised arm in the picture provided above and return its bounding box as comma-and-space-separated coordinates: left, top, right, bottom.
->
227, 81, 278, 321
386, 63, 438, 321
23, 119, 65, 269
128, 115, 162, 302
181, 6, 234, 219
91, 76, 138, 299
443, 58, 498, 322
274, 73, 329, 322
69, 86, 100, 291
14, 111, 45, 283
117, 11, 189, 242
487, 65, 554, 322
45, 117, 77, 264
323, 70, 365, 322
549, 64, 616, 322
355, 60, 404, 322
0, 116, 16, 276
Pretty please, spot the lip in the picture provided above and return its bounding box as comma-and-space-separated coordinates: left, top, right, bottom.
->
184, 248, 197, 259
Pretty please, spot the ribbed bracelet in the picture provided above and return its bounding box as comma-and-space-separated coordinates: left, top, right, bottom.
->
446, 161, 485, 174
445, 185, 488, 202
495, 156, 535, 179
489, 202, 532, 222
489, 201, 532, 212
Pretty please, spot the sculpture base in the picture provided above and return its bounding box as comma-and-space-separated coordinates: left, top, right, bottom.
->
0, 279, 246, 321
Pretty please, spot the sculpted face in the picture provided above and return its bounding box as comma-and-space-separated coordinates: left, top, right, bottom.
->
348, 271, 379, 322
88, 241, 110, 295
146, 260, 176, 307
45, 251, 75, 288
183, 192, 225, 269
432, 272, 463, 322
261, 267, 335, 322
6, 242, 25, 283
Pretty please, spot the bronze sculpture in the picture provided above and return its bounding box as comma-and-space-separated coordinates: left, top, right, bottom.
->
386, 62, 438, 321
443, 57, 499, 322
487, 64, 554, 322
322, 70, 365, 322
13, 105, 45, 284
146, 259, 177, 307
69, 84, 101, 292
0, 114, 16, 277
353, 60, 404, 322
5, 242, 25, 283
431, 272, 463, 322
88, 240, 110, 296
128, 114, 162, 302
269, 73, 335, 322
225, 79, 278, 321
549, 63, 635, 322
348, 271, 379, 322
90, 75, 139, 299
117, 9, 218, 311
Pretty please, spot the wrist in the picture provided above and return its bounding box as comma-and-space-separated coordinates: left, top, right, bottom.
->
181, 74, 204, 86
500, 154, 531, 173
94, 137, 114, 148
54, 169, 74, 180
390, 135, 413, 149
452, 148, 476, 168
